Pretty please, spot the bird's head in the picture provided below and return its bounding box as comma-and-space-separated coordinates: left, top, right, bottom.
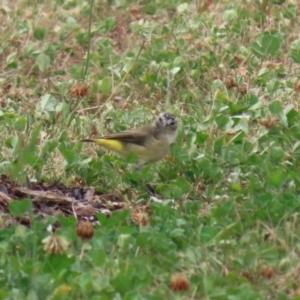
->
155, 112, 179, 131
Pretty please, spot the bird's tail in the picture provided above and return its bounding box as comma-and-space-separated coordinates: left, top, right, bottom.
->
80, 138, 124, 152
80, 139, 95, 143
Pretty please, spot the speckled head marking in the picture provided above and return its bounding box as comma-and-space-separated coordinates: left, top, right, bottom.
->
156, 112, 178, 130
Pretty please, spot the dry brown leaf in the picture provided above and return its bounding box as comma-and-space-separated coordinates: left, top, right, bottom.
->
75, 205, 95, 217
0, 191, 12, 204
15, 187, 73, 203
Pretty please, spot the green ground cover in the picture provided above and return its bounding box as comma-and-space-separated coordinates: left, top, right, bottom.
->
1, 0, 300, 299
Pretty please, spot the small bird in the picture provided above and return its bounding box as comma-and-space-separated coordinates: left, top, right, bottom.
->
81, 112, 179, 169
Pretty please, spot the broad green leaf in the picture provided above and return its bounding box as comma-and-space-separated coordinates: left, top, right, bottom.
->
251, 41, 264, 57
176, 176, 191, 190
104, 17, 115, 31
215, 115, 230, 128
266, 79, 280, 93
228, 131, 245, 144
214, 137, 225, 154
125, 152, 138, 164
256, 67, 271, 84
43, 255, 75, 274
270, 145, 284, 161
267, 170, 286, 188
39, 94, 57, 112
99, 77, 111, 94
171, 143, 189, 162
36, 53, 50, 71
261, 35, 280, 56
41, 140, 58, 156
237, 117, 248, 133
177, 3, 189, 13
33, 27, 46, 40
90, 249, 107, 266
228, 103, 246, 114
58, 147, 81, 165
290, 39, 300, 63
171, 66, 181, 75
252, 34, 280, 57
224, 9, 237, 22
110, 273, 133, 295
231, 181, 242, 191
4, 136, 18, 148
56, 102, 70, 117
285, 106, 299, 125
14, 116, 27, 130
173, 56, 184, 66
283, 4, 297, 19
6, 52, 18, 68
58, 130, 69, 142
196, 132, 209, 144
65, 17, 78, 29
170, 228, 185, 238
9, 199, 32, 217
57, 215, 77, 228
269, 100, 282, 114
117, 234, 132, 250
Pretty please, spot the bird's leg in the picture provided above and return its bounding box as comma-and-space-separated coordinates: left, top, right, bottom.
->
135, 163, 157, 196
145, 183, 157, 196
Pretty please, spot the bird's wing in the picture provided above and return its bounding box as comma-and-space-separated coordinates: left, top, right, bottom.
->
101, 125, 157, 146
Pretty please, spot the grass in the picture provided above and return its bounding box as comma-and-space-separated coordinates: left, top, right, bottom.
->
1, 0, 300, 298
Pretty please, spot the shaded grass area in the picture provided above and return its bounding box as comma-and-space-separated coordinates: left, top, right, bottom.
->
1, 0, 300, 299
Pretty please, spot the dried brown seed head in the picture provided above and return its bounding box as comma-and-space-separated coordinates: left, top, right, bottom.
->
131, 206, 150, 226
70, 82, 88, 97
77, 220, 94, 240
169, 273, 190, 291
42, 233, 69, 254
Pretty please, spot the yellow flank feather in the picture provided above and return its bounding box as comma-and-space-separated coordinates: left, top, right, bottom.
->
93, 139, 125, 152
